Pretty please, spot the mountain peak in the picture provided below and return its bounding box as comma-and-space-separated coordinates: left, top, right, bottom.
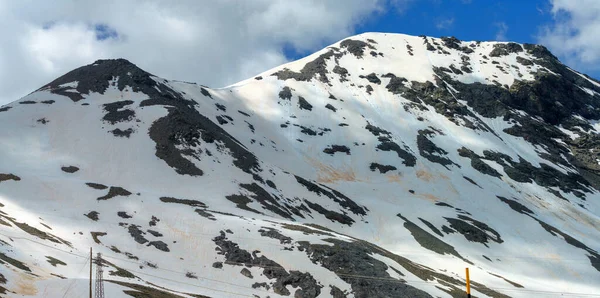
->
1, 32, 600, 297
37, 58, 155, 102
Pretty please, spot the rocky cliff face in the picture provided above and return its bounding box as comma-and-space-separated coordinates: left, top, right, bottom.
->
0, 33, 599, 297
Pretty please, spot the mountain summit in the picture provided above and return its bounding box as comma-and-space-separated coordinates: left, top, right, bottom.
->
0, 32, 599, 297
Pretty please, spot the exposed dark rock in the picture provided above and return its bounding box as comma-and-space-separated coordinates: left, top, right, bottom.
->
38, 59, 151, 102
147, 241, 169, 252
159, 197, 207, 208
226, 194, 261, 214
463, 176, 481, 188
279, 86, 292, 100
227, 183, 297, 220
417, 129, 457, 169
90, 232, 107, 244
85, 182, 108, 190
238, 110, 250, 117
369, 163, 397, 173
216, 115, 228, 125
295, 176, 366, 216
195, 209, 216, 221
365, 123, 391, 136
444, 215, 503, 247
0, 253, 31, 272
458, 147, 502, 178
398, 214, 471, 263
340, 39, 374, 58
365, 85, 374, 94
97, 186, 132, 200
0, 173, 21, 183
0, 106, 11, 112
214, 103, 226, 112
258, 227, 292, 244
516, 56, 533, 66
252, 282, 268, 289
240, 268, 253, 278
212, 262, 223, 269
418, 218, 444, 237
496, 196, 534, 215
489, 43, 523, 57
304, 200, 354, 225
149, 216, 160, 226
85, 211, 99, 221
298, 96, 313, 111
19, 100, 36, 104
61, 166, 79, 173
272, 50, 342, 83
44, 100, 57, 104
37, 118, 49, 124
254, 76, 262, 80
376, 138, 417, 167
200, 88, 212, 98
297, 239, 432, 298
325, 103, 337, 112
141, 83, 261, 177
110, 128, 134, 137
127, 225, 148, 244
147, 230, 163, 237
323, 145, 350, 155
360, 73, 381, 84
102, 100, 135, 124
299, 126, 317, 136
117, 212, 132, 219
213, 231, 322, 296
333, 66, 349, 82
330, 286, 348, 298
186, 272, 198, 279
245, 121, 255, 133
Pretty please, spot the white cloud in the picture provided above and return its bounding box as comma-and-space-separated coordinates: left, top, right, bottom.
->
494, 22, 508, 41
0, 0, 387, 105
436, 17, 455, 30
538, 0, 600, 72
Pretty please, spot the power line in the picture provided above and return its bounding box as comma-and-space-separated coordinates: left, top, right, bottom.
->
1, 203, 596, 265
1, 228, 600, 297
61, 254, 89, 298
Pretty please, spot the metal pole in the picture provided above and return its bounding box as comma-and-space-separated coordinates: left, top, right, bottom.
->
89, 247, 92, 298
466, 267, 471, 298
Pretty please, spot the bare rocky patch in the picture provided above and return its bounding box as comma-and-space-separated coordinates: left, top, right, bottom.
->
323, 145, 350, 155
213, 231, 322, 297
45, 256, 66, 267
61, 166, 79, 173
369, 163, 397, 173
98, 186, 132, 200
86, 182, 108, 190
0, 174, 20, 183
91, 232, 107, 244
85, 211, 100, 221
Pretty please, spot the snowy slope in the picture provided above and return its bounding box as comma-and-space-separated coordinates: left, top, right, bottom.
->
0, 32, 599, 298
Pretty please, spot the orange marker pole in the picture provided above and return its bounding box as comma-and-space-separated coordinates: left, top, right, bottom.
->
466, 267, 471, 298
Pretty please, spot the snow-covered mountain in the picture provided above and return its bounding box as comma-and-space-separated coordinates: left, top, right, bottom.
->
1, 32, 599, 298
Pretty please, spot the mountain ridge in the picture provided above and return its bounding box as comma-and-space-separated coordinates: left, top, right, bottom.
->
0, 32, 599, 297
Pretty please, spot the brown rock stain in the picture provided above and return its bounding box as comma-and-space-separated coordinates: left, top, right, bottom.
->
14, 272, 37, 296
415, 169, 432, 182
307, 158, 360, 183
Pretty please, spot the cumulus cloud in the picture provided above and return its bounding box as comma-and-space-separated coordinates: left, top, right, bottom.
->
0, 0, 387, 105
538, 0, 600, 72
